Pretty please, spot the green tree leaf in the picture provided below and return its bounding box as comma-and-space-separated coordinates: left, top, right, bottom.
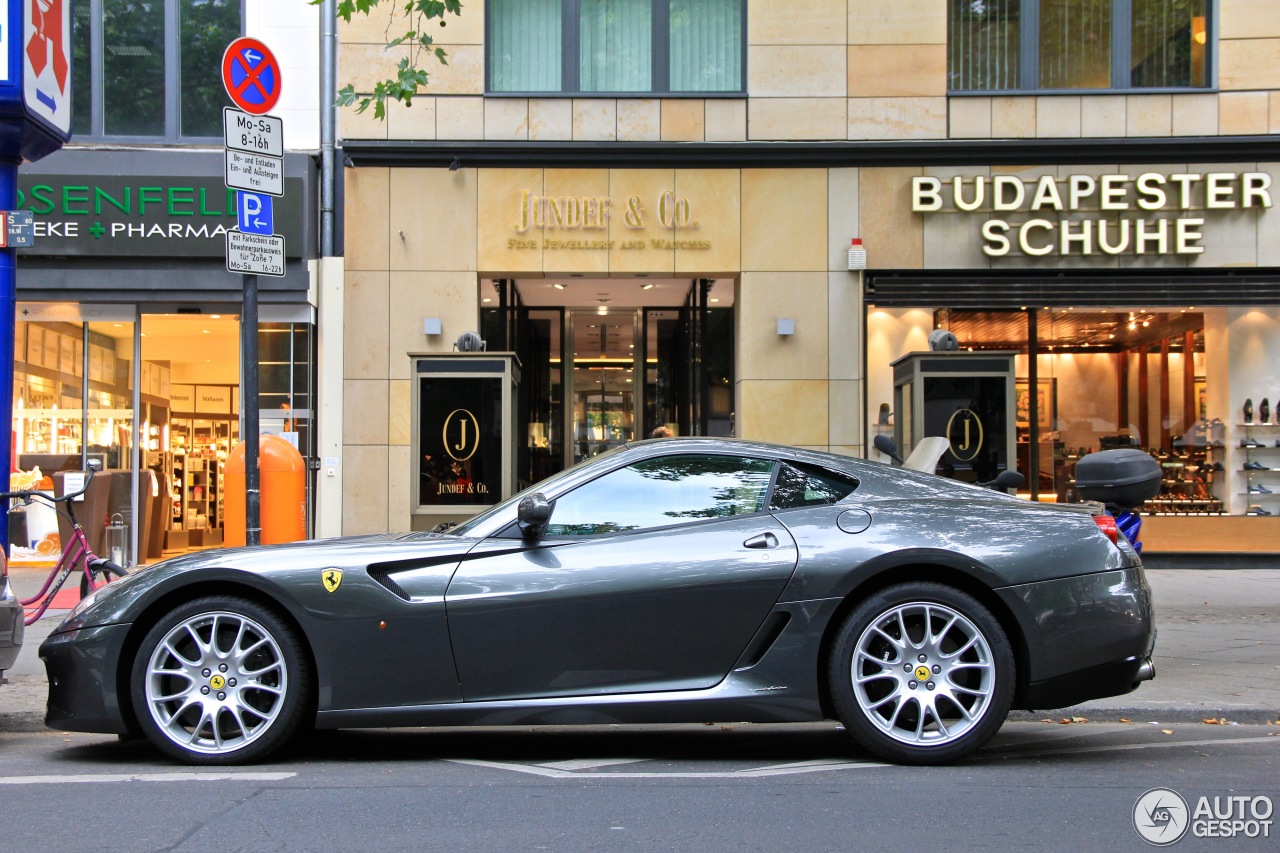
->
311, 0, 462, 119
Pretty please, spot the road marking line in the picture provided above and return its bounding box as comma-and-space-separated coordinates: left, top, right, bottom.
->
0, 771, 296, 785
990, 735, 1280, 759
539, 758, 647, 771
447, 758, 888, 778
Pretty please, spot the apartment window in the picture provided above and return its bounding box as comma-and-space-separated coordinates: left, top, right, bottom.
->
72, 0, 242, 141
488, 0, 744, 95
949, 0, 1210, 92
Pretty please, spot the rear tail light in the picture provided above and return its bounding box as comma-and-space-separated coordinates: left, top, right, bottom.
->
1093, 514, 1119, 544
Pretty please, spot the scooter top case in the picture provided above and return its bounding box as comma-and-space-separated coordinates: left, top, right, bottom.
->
1075, 448, 1162, 509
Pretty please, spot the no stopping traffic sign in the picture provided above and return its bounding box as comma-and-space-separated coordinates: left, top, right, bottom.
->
222, 37, 282, 115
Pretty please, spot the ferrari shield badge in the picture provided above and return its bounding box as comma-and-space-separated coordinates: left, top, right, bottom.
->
322, 568, 343, 593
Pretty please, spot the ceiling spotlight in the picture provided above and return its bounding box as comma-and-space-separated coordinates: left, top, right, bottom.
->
1142, 320, 1149, 327
552, 283, 565, 290
1128, 322, 1137, 330
642, 284, 654, 290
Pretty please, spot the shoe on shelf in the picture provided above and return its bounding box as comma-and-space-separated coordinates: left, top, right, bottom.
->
1242, 438, 1265, 448
1244, 398, 1254, 423
1246, 505, 1274, 516
1249, 483, 1273, 494
1244, 460, 1271, 471
1264, 399, 1273, 424
1211, 461, 1226, 472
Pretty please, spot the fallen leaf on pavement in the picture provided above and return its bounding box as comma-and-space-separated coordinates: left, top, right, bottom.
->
1202, 718, 1228, 725
1161, 729, 1174, 735
1119, 717, 1132, 723
1072, 716, 1087, 723
1040, 719, 1055, 724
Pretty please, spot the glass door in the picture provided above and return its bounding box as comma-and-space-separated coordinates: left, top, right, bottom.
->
568, 310, 640, 465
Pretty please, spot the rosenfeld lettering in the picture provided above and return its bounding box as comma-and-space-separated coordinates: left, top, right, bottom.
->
912, 172, 1272, 258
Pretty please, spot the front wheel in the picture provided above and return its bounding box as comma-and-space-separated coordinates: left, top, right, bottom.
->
80, 559, 127, 599
828, 582, 1015, 765
130, 596, 310, 764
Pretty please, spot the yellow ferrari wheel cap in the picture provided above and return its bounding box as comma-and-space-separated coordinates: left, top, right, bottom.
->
322, 568, 343, 593
210, 674, 225, 690
914, 665, 931, 681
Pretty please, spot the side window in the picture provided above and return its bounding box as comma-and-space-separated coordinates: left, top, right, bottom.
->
769, 463, 858, 511
545, 454, 774, 537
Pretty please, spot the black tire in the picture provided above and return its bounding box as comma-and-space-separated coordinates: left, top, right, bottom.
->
80, 560, 127, 599
828, 582, 1015, 765
130, 595, 310, 765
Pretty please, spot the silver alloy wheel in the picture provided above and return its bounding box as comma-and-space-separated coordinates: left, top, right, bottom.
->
851, 601, 995, 747
143, 610, 289, 756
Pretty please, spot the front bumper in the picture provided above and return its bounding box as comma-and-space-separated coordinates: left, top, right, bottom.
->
999, 565, 1156, 710
40, 623, 133, 734
0, 582, 23, 673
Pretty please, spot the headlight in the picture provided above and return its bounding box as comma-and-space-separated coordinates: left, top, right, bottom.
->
66, 585, 104, 621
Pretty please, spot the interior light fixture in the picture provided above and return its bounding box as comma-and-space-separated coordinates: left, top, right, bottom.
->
642, 284, 654, 290
552, 283, 565, 290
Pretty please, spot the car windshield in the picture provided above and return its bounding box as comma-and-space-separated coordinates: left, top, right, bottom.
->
447, 444, 631, 536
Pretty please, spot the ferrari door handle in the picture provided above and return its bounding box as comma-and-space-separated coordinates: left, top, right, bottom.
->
744, 532, 779, 549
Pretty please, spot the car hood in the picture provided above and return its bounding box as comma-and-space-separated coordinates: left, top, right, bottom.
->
51, 532, 483, 633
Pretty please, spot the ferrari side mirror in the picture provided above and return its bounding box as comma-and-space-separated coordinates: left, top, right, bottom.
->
517, 492, 553, 540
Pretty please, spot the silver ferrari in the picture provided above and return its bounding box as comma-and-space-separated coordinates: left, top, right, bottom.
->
41, 438, 1155, 765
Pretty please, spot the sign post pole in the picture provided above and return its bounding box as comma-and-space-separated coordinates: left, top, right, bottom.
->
242, 273, 260, 544
0, 160, 17, 551
223, 36, 284, 547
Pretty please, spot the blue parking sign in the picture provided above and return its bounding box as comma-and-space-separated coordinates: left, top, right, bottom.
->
237, 191, 274, 235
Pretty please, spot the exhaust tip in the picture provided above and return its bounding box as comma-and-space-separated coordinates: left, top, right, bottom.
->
1134, 657, 1156, 684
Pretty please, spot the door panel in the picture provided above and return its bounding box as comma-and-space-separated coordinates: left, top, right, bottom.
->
445, 517, 799, 701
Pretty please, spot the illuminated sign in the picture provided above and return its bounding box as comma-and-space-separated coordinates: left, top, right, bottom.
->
911, 171, 1272, 258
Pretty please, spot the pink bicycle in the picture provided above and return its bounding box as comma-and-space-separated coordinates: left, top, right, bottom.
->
3, 461, 129, 626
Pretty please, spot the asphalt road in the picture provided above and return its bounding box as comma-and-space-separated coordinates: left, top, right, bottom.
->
2, 568, 1278, 851
1, 721, 1278, 852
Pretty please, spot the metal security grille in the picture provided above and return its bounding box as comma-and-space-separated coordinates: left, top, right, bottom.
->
864, 270, 1280, 309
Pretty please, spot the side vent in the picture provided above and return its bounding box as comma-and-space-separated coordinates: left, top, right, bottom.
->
366, 567, 411, 601
735, 612, 792, 670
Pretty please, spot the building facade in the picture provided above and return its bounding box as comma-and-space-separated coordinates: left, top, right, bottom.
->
9, 1, 324, 566
332, 1, 1280, 561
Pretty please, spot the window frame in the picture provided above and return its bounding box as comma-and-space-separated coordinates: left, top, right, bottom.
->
484, 0, 747, 98
948, 0, 1216, 96
74, 0, 244, 144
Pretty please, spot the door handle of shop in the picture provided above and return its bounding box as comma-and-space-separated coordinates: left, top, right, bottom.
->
744, 532, 779, 549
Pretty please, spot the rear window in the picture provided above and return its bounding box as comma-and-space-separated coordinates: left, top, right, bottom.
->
769, 462, 859, 510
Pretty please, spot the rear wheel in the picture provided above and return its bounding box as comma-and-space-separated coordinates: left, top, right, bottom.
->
130, 596, 309, 764
828, 582, 1014, 765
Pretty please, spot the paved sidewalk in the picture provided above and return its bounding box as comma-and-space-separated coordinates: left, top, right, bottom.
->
3, 568, 1278, 732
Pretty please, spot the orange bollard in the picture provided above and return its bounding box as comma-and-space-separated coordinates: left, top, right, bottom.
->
223, 435, 307, 546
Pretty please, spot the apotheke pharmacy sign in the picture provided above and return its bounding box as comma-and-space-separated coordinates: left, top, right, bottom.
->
912, 171, 1273, 258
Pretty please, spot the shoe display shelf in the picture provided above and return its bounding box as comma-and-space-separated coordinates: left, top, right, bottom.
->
1141, 449, 1226, 517
1238, 422, 1280, 512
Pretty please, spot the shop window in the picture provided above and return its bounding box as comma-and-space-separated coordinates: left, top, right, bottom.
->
488, 0, 745, 95
948, 0, 1210, 93
72, 0, 241, 141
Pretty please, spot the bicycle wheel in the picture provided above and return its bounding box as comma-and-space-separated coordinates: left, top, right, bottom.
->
79, 559, 128, 599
